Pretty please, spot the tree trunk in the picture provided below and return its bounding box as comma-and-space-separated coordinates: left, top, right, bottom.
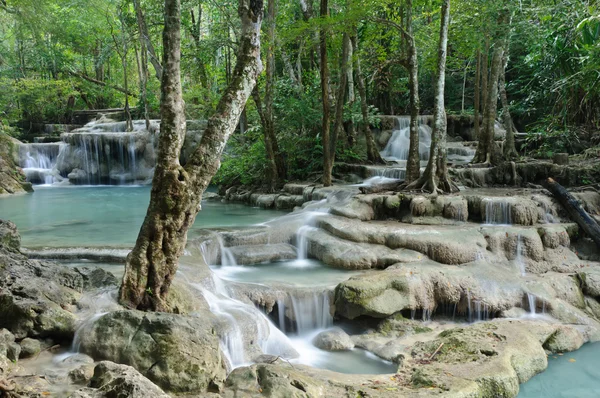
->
473, 43, 503, 165
500, 53, 517, 159
252, 87, 278, 191
328, 32, 350, 178
265, 0, 285, 187
133, 0, 163, 81
136, 31, 151, 130
546, 178, 600, 247
119, 0, 264, 311
473, 49, 481, 139
405, 0, 421, 184
351, 34, 383, 164
480, 36, 490, 120
405, 0, 456, 194
190, 3, 210, 90
320, 0, 332, 186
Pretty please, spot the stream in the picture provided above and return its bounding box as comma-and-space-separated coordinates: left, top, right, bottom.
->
2, 185, 599, 394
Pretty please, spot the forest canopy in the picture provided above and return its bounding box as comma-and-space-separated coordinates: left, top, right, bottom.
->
0, 0, 598, 186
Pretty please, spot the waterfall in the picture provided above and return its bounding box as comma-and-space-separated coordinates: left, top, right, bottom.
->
380, 116, 431, 161
296, 225, 318, 263
527, 293, 537, 316
19, 118, 161, 185
194, 275, 298, 370
197, 233, 237, 266
19, 143, 65, 184
482, 198, 512, 225
276, 291, 333, 335
515, 233, 527, 276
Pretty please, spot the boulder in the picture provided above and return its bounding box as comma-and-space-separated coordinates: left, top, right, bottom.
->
0, 220, 20, 252
0, 329, 20, 363
543, 326, 585, 353
69, 361, 170, 398
312, 328, 354, 351
0, 228, 82, 339
19, 337, 41, 358
77, 310, 226, 394
0, 133, 29, 195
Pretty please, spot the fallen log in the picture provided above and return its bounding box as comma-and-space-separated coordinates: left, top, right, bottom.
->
359, 180, 403, 194
545, 178, 600, 247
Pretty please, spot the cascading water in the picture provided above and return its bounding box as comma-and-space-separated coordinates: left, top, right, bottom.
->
482, 198, 512, 225
19, 118, 161, 185
515, 233, 527, 276
193, 274, 298, 369
19, 143, 65, 184
276, 291, 333, 335
380, 116, 432, 161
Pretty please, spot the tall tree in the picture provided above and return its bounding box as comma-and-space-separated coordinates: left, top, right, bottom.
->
473, 49, 481, 139
320, 0, 332, 186
351, 33, 383, 164
253, 0, 285, 191
405, 0, 456, 194
404, 0, 421, 184
133, 0, 163, 81
119, 0, 264, 311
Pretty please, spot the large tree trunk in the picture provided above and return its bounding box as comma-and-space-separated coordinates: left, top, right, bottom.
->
405, 0, 421, 184
119, 0, 264, 311
351, 34, 383, 164
500, 53, 517, 159
405, 0, 456, 194
473, 49, 481, 139
320, 0, 332, 186
473, 43, 503, 165
133, 0, 163, 81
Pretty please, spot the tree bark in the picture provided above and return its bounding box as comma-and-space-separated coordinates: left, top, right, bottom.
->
136, 32, 151, 130
133, 0, 163, 81
473, 43, 503, 165
405, 0, 456, 194
351, 34, 383, 164
320, 0, 332, 186
546, 178, 600, 247
405, 0, 421, 184
119, 0, 264, 311
473, 49, 481, 140
480, 36, 490, 121
190, 3, 210, 90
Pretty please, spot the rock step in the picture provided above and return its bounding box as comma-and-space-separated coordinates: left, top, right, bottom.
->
228, 243, 297, 265
283, 183, 313, 196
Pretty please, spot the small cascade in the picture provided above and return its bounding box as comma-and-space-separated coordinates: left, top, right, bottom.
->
465, 289, 491, 323
515, 233, 527, 276
276, 291, 333, 335
296, 225, 318, 263
380, 116, 432, 161
19, 143, 65, 184
193, 274, 298, 370
482, 198, 512, 225
375, 167, 406, 180
527, 293, 537, 316
540, 202, 557, 224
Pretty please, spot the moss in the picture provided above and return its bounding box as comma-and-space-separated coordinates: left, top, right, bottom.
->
411, 369, 434, 388
414, 326, 433, 334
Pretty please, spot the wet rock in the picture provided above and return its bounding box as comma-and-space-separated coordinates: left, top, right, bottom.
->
334, 262, 524, 319
19, 337, 41, 358
225, 364, 328, 398
275, 194, 304, 210
306, 228, 423, 269
77, 310, 226, 394
69, 361, 170, 398
318, 216, 485, 265
577, 266, 600, 298
0, 329, 20, 363
0, 244, 81, 339
543, 326, 585, 353
0, 220, 20, 252
312, 328, 354, 351
228, 243, 297, 265
0, 133, 28, 196
76, 267, 119, 289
